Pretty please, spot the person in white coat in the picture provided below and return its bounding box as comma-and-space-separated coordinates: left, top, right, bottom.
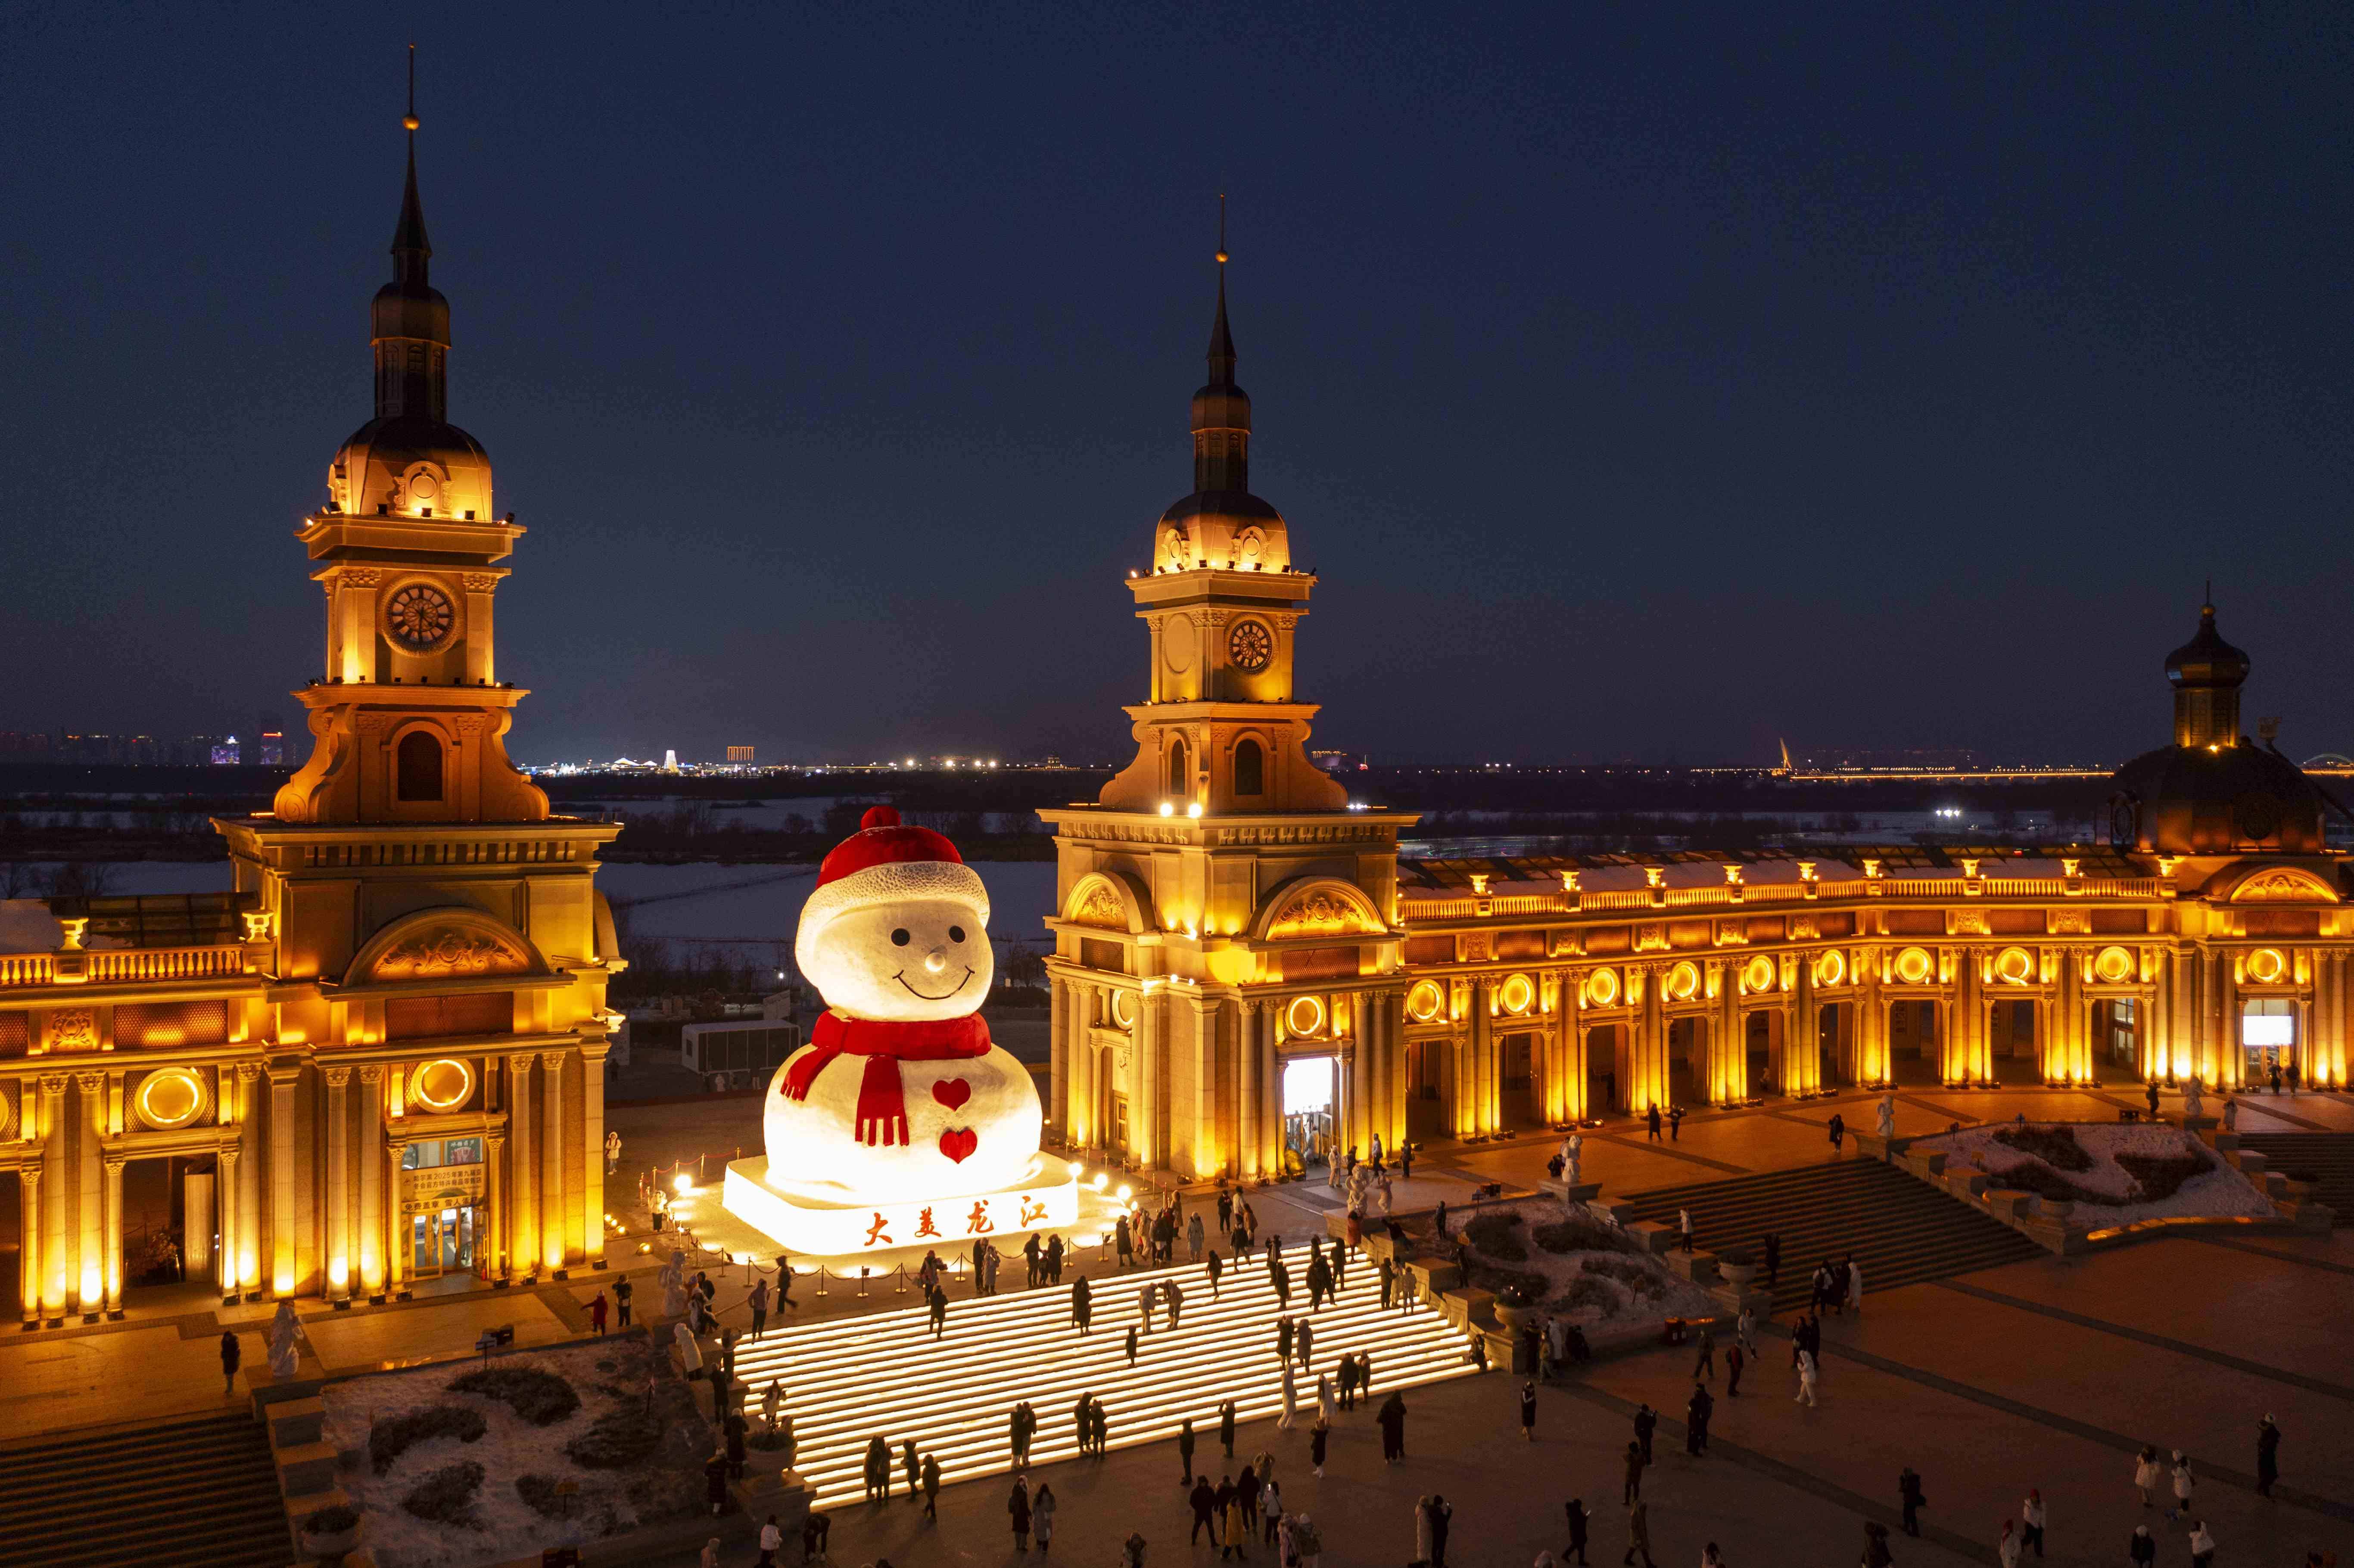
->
1278, 1363, 1299, 1429
1316, 1373, 1336, 1424
1846, 1259, 1864, 1313
2133, 1446, 2162, 1507
2186, 1519, 2215, 1567
2167, 1453, 2195, 1520
1794, 1349, 1818, 1406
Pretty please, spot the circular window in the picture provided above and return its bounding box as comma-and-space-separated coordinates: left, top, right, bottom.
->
1110, 989, 1138, 1030
136, 1068, 208, 1130
1584, 969, 1622, 1008
1227, 620, 1273, 672
1406, 980, 1445, 1024
1743, 955, 1775, 995
1995, 947, 2036, 985
1666, 962, 1701, 1002
2245, 948, 2287, 985
2235, 793, 2283, 843
385, 583, 456, 651
409, 1057, 476, 1113
1498, 974, 1535, 1015
1814, 951, 1846, 988
1286, 995, 1327, 1039
1895, 947, 1935, 985
2095, 946, 2137, 984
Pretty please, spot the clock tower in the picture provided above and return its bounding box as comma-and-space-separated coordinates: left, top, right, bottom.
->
1041, 230, 1417, 1183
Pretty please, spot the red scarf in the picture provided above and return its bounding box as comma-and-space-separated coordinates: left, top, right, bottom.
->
779, 1011, 992, 1147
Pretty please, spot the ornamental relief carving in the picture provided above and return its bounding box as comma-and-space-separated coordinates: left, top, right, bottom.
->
371, 927, 531, 980
1270, 890, 1379, 939
461, 573, 501, 592
48, 1010, 96, 1052
2048, 909, 2092, 936
1788, 915, 1820, 940
1071, 884, 1127, 929
1948, 909, 1990, 936
1634, 923, 1669, 953
2233, 868, 2336, 903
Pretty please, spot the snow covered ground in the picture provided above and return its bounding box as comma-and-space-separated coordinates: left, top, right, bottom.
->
1911, 1123, 2274, 1226
320, 1337, 708, 1568
1437, 1204, 1718, 1328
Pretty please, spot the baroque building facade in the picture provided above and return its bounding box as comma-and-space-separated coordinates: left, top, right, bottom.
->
0, 115, 620, 1325
1043, 265, 2352, 1179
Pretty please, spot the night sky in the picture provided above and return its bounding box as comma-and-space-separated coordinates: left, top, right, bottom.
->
6, 6, 2351, 767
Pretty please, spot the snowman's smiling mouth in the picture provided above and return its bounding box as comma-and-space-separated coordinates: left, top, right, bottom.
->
893, 968, 975, 1001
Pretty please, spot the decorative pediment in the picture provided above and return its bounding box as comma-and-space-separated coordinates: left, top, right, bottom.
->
1061, 872, 1150, 935
1251, 876, 1386, 943
2227, 866, 2339, 904
346, 907, 549, 987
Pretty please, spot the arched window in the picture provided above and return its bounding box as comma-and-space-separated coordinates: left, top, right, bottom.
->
396, 730, 445, 802
1168, 740, 1189, 797
1233, 737, 1264, 796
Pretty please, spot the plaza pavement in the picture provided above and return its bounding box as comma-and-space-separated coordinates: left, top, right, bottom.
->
2, 1082, 2348, 1565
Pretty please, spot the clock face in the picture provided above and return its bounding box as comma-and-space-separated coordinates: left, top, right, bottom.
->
1228, 619, 1272, 672
386, 583, 456, 651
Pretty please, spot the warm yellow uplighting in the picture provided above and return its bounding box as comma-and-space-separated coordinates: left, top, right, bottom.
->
1186, 802, 1203, 819
1091, 1173, 1109, 1192
1115, 1184, 1133, 1202
1066, 1160, 1086, 1178
673, 1173, 696, 1195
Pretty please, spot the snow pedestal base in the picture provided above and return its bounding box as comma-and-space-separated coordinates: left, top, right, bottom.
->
731, 1467, 814, 1535
721, 1154, 1078, 1258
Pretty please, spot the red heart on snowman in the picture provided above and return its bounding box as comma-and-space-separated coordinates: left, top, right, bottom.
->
938, 1127, 978, 1164
931, 1079, 972, 1111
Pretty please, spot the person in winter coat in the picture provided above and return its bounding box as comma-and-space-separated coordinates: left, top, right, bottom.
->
2257, 1415, 2282, 1498
1861, 1521, 1893, 1568
1032, 1482, 1057, 1554
1898, 1466, 1926, 1536
1795, 1349, 1819, 1406
1519, 1380, 1538, 1440
1622, 1440, 1646, 1505
1686, 1383, 1713, 1455
1996, 1519, 2019, 1568
1308, 1416, 1330, 1478
1623, 1499, 1654, 1568
1219, 1399, 1238, 1458
704, 1451, 729, 1516
1563, 1497, 1591, 1565
1179, 1417, 1199, 1484
1235, 1463, 1261, 1532
2133, 1445, 2162, 1508
1633, 1403, 1657, 1463
219, 1330, 241, 1397
901, 1439, 920, 1498
1007, 1477, 1033, 1550
1314, 1373, 1335, 1425
1279, 1364, 1298, 1429
1190, 1478, 1219, 1543
1189, 1213, 1207, 1261
863, 1435, 891, 1500
920, 1453, 941, 1520
2168, 1453, 2195, 1520
1072, 1276, 1093, 1334
589, 1291, 609, 1335
1427, 1494, 1454, 1568
2187, 1519, 2215, 1568
1376, 1391, 1407, 1462
1221, 1482, 1249, 1560
2020, 1489, 2046, 1558
2127, 1524, 2155, 1566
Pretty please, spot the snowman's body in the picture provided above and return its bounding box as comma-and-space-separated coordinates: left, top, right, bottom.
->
764, 1022, 1042, 1202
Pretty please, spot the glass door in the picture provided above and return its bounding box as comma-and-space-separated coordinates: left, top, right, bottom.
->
410, 1212, 443, 1279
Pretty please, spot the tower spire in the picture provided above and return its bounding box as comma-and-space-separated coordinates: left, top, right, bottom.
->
371, 42, 451, 423
1191, 193, 1249, 493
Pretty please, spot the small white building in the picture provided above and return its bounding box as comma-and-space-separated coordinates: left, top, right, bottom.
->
681, 1018, 803, 1090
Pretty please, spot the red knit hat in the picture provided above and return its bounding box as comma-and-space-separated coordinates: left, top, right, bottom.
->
796, 806, 989, 973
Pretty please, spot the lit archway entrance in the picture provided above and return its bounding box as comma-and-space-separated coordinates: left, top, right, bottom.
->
1668, 1017, 1700, 1105
1283, 1055, 1339, 1175
2242, 999, 2294, 1085
1586, 1024, 1621, 1115
1888, 1001, 1940, 1085
1405, 1039, 1448, 1143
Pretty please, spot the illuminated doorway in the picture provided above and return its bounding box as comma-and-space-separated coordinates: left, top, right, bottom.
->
1586, 1024, 1620, 1114
409, 1206, 478, 1278
2242, 999, 2294, 1082
1405, 1038, 1447, 1142
1283, 1055, 1338, 1170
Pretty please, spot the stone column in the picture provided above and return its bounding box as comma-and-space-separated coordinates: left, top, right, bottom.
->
1237, 1001, 1261, 1179
1049, 979, 1069, 1141
75, 1072, 103, 1317
19, 1164, 40, 1326
1567, 1018, 1591, 1122
1262, 1003, 1282, 1169
1471, 980, 1495, 1135
323, 1066, 352, 1300
385, 1134, 408, 1298
357, 1066, 385, 1297
1859, 963, 1884, 1086
1788, 958, 1817, 1095
1713, 963, 1742, 1104
37, 1074, 67, 1322
267, 1065, 299, 1297
216, 1147, 240, 1302
2215, 952, 2239, 1089
484, 1130, 508, 1281
102, 1154, 125, 1313
1385, 988, 1408, 1149
234, 1064, 262, 1296
506, 1052, 535, 1276
1071, 993, 1095, 1149
1350, 991, 1373, 1158
581, 1040, 610, 1266
540, 1050, 568, 1271
1636, 967, 1670, 1114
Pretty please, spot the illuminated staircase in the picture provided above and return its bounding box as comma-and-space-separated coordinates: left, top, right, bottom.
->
728, 1248, 1476, 1503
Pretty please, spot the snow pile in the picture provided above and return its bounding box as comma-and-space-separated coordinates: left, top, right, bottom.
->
1437, 1206, 1718, 1327
320, 1337, 710, 1568
1912, 1123, 2274, 1226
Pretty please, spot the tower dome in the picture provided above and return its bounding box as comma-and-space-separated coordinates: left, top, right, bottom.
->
2106, 600, 2328, 855
1152, 231, 1291, 575
324, 106, 493, 523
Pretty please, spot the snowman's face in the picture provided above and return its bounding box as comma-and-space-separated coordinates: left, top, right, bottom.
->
806, 899, 994, 1021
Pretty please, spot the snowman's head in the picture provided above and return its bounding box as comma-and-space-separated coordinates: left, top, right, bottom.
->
794, 806, 993, 1022
802, 896, 994, 1021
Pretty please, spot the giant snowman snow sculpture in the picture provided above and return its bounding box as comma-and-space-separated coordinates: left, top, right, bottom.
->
722, 807, 1076, 1256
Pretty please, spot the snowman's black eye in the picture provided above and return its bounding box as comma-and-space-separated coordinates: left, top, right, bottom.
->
950, 926, 966, 943
891, 929, 910, 946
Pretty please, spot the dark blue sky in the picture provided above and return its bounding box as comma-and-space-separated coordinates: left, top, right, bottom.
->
5, 5, 2350, 766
